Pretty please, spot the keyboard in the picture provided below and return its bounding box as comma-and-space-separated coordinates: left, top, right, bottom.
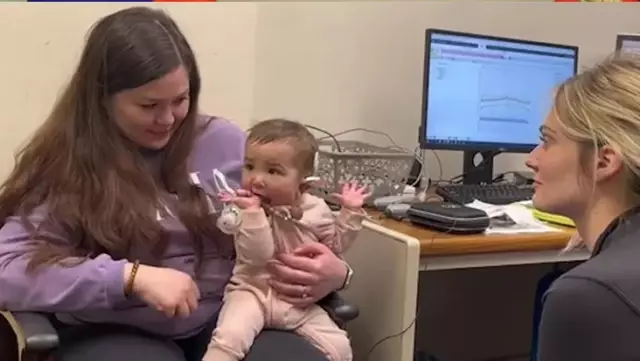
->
435, 183, 534, 205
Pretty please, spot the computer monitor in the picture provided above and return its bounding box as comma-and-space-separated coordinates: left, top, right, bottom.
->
616, 33, 640, 53
419, 29, 578, 185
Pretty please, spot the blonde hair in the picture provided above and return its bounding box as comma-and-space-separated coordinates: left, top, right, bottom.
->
554, 53, 640, 250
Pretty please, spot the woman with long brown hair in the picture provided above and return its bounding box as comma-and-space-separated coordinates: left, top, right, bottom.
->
0, 7, 351, 361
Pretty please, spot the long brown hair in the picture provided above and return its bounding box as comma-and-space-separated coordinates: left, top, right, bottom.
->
0, 7, 221, 272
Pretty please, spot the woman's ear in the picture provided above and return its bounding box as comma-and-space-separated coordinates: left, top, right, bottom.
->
595, 144, 624, 183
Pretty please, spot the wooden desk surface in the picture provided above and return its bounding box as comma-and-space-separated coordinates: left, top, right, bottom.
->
368, 211, 575, 257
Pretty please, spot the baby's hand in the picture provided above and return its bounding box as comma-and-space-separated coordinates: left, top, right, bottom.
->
219, 189, 261, 210
332, 183, 371, 210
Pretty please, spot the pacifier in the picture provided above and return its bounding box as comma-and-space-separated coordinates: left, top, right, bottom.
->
211, 169, 242, 235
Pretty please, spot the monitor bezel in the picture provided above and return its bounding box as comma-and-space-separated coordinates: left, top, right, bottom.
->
616, 33, 640, 51
419, 28, 579, 152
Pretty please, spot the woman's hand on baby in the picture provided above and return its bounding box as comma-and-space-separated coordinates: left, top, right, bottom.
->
267, 242, 348, 307
126, 263, 200, 318
332, 183, 371, 210
219, 189, 261, 210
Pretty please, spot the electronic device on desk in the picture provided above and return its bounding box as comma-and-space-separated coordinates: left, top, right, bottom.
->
373, 193, 420, 211
384, 203, 413, 220
435, 183, 534, 205
418, 28, 578, 192
494, 170, 535, 186
616, 33, 640, 54
407, 202, 490, 234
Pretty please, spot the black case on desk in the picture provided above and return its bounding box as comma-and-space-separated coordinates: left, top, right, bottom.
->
407, 202, 490, 234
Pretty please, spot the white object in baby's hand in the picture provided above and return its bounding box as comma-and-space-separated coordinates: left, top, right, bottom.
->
217, 204, 242, 234
212, 169, 242, 234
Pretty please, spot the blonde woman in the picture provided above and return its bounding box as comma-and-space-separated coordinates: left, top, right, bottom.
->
527, 54, 640, 360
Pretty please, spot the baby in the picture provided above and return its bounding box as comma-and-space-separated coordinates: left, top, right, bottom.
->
203, 118, 369, 361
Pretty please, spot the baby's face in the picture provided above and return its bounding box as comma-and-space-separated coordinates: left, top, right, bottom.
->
242, 140, 304, 206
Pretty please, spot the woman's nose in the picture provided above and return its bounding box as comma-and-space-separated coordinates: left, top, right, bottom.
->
525, 159, 537, 172
525, 148, 539, 171
155, 108, 175, 126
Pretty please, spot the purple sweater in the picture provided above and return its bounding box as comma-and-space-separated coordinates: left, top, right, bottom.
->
0, 117, 245, 338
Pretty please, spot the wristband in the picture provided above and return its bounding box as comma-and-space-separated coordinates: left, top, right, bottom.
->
125, 260, 140, 298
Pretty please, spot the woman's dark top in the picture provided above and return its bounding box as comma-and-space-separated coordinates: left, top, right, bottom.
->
538, 207, 640, 360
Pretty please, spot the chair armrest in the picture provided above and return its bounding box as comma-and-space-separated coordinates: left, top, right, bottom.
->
317, 292, 359, 324
7, 312, 59, 352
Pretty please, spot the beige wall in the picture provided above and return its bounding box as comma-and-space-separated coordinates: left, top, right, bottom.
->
2, 2, 639, 179
0, 3, 257, 179
252, 2, 640, 179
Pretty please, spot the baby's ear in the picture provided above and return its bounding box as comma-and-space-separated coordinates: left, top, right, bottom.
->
299, 182, 311, 193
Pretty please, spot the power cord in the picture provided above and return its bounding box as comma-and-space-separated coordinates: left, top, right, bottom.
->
305, 124, 343, 152
363, 309, 419, 361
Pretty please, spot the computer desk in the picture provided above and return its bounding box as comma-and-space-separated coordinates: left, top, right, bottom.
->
375, 214, 589, 271
341, 211, 590, 361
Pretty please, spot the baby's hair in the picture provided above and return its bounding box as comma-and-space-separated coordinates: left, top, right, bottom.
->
247, 118, 318, 176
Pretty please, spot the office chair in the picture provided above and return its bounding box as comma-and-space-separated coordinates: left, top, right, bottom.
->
0, 293, 358, 361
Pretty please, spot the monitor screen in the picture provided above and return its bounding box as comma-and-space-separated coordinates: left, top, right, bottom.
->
616, 33, 640, 53
420, 29, 578, 152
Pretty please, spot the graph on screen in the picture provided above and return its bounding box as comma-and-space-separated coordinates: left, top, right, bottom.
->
478, 96, 531, 124
422, 30, 577, 149
477, 64, 537, 127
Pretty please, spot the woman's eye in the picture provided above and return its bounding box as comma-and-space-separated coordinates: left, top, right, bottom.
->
173, 97, 188, 106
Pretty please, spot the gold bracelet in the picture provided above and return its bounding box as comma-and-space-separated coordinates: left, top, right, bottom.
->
125, 260, 140, 298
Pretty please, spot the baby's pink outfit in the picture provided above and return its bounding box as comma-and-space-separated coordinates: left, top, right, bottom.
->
204, 193, 366, 361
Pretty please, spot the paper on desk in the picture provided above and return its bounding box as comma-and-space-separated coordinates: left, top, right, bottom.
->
465, 200, 560, 234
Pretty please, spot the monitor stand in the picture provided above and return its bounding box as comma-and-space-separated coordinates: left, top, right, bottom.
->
461, 150, 501, 185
